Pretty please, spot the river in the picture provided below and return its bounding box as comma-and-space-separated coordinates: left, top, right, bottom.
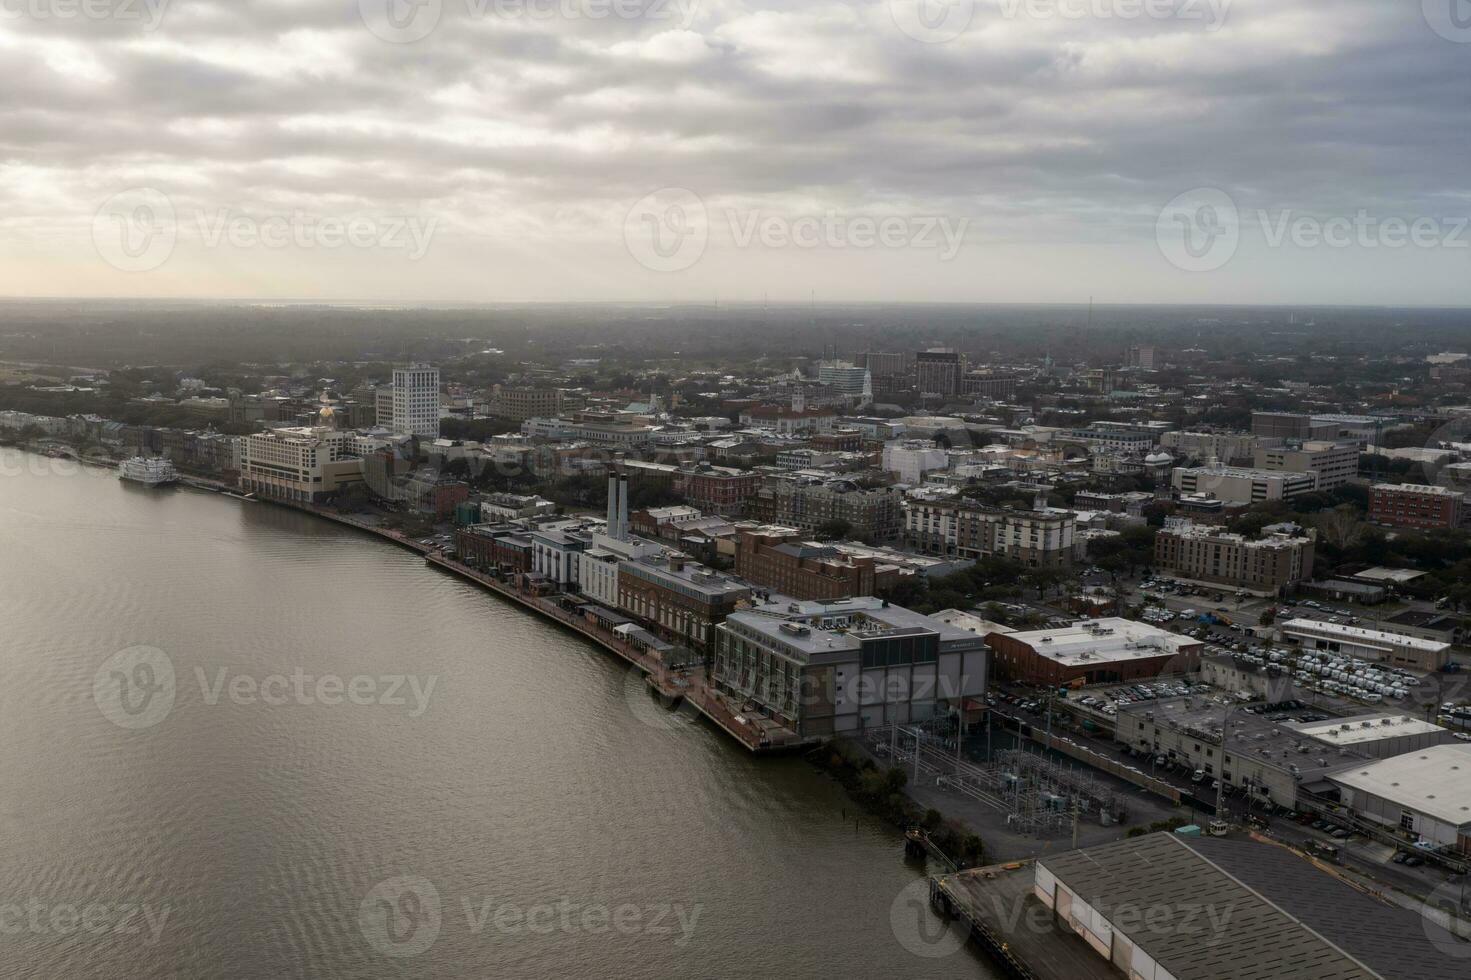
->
0, 450, 996, 979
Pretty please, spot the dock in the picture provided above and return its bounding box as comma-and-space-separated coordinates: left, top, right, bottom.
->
928, 860, 1117, 980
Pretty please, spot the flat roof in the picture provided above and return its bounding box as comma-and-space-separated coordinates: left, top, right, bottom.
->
1118, 695, 1366, 780
1352, 567, 1428, 584
1281, 619, 1450, 654
931, 609, 1014, 637
1005, 618, 1197, 666
1329, 743, 1471, 827
1283, 714, 1446, 746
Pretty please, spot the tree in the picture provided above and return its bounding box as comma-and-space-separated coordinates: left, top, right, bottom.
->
1315, 505, 1366, 551
815, 518, 853, 541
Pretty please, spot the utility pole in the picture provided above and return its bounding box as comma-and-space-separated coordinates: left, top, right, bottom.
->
914, 728, 921, 785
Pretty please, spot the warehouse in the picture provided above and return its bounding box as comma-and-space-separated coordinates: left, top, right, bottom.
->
1280, 618, 1451, 671
1328, 743, 1471, 855
1281, 714, 1451, 760
1035, 832, 1461, 980
1116, 695, 1364, 809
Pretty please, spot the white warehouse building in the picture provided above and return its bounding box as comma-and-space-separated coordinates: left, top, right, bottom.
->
1328, 743, 1471, 856
1280, 618, 1451, 671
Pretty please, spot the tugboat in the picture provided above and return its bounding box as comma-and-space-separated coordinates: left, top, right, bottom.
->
118, 456, 179, 487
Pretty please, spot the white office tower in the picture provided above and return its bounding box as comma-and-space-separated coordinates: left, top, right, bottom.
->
392, 363, 440, 438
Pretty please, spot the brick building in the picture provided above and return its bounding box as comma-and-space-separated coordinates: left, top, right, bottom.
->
617, 555, 751, 652
734, 527, 880, 601
985, 619, 1202, 686
1368, 483, 1464, 529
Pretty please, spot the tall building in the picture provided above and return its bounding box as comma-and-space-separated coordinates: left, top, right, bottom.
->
391, 363, 440, 438
864, 351, 909, 378
915, 348, 965, 398
374, 387, 395, 427
1125, 345, 1156, 370
816, 362, 872, 403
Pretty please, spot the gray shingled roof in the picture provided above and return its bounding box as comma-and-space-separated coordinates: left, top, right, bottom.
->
1180, 835, 1467, 980
1038, 832, 1414, 980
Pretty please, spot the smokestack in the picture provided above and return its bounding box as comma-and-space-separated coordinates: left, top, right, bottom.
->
618, 475, 630, 542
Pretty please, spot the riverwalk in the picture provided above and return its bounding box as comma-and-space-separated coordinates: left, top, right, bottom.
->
225, 494, 807, 755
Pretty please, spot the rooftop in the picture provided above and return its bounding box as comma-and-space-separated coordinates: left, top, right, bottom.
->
1119, 695, 1366, 780
1041, 832, 1459, 980
1283, 714, 1446, 747
1371, 482, 1461, 496
1005, 618, 1198, 667
1329, 743, 1471, 827
1281, 619, 1450, 654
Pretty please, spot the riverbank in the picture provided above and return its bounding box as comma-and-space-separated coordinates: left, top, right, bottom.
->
225, 491, 808, 755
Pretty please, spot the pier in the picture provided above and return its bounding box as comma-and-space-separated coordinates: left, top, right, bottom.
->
927, 858, 1117, 980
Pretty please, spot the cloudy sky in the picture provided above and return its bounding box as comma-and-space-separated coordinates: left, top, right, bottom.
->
1, 0, 1468, 305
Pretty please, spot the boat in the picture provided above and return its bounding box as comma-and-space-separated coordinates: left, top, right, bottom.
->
118, 456, 179, 487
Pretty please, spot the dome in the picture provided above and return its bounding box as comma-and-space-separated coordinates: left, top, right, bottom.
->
1145, 452, 1173, 464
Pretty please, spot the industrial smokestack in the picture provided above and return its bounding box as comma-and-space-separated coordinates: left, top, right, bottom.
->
618, 475, 630, 542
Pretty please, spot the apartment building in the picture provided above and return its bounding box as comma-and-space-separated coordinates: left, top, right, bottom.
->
239, 426, 363, 504
672, 463, 761, 517
750, 475, 904, 542
1153, 519, 1315, 593
1368, 483, 1465, 529
1253, 440, 1359, 490
903, 497, 1074, 567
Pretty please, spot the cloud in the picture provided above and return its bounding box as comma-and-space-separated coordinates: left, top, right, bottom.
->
0, 0, 1466, 304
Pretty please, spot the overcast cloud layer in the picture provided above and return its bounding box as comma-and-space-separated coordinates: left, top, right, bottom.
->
0, 0, 1468, 305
